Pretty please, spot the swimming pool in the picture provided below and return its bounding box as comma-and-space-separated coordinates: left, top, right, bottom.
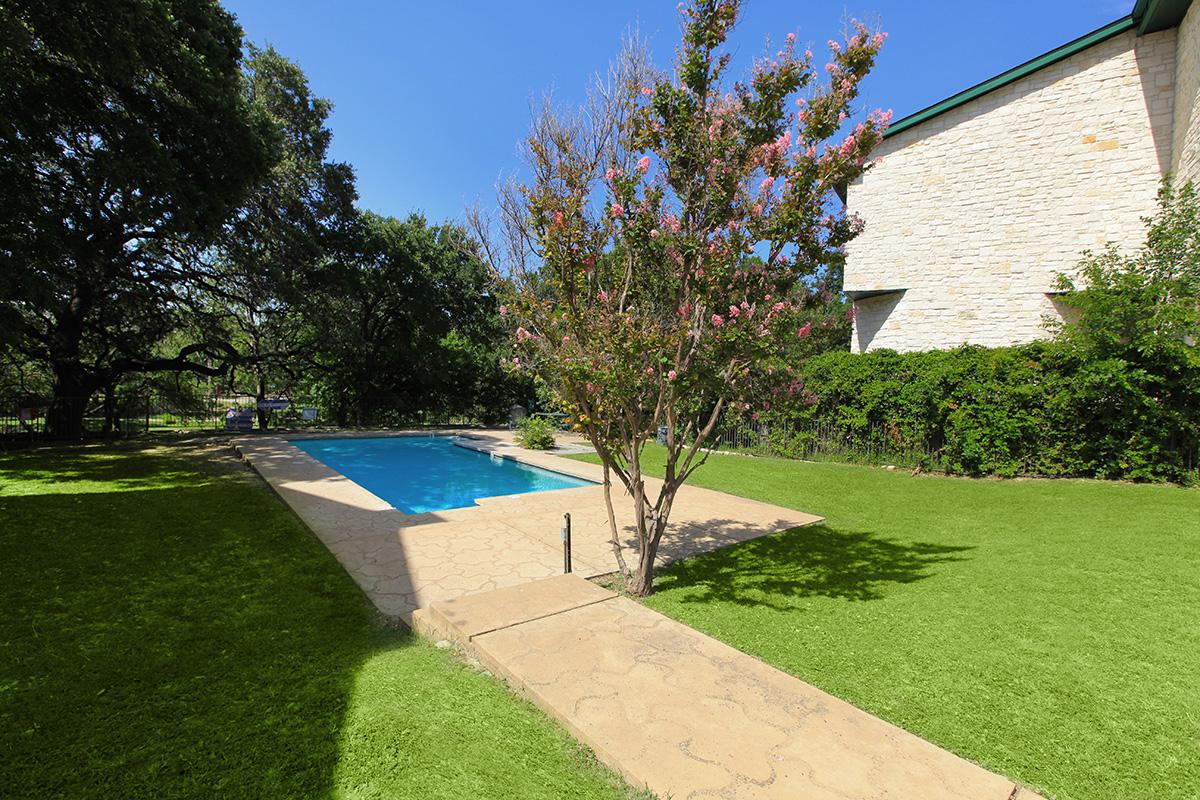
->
290, 435, 594, 514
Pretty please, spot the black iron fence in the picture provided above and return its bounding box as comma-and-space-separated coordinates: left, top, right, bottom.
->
1, 393, 489, 444
709, 418, 935, 468
708, 417, 1200, 481
0, 394, 329, 442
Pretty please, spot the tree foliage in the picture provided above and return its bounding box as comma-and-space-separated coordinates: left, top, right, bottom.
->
488, 0, 889, 594
213, 44, 359, 427
309, 212, 519, 426
1, 3, 521, 434
1053, 180, 1200, 365
0, 0, 275, 434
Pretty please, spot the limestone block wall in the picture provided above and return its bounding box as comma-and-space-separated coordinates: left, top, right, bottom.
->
1173, 2, 1200, 185
844, 28, 1178, 353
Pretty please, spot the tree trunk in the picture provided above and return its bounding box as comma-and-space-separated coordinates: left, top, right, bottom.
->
45, 362, 93, 438
627, 536, 659, 596
255, 372, 269, 430
101, 383, 118, 435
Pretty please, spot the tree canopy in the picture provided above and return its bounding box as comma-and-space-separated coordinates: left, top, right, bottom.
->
0, 0, 521, 433
491, 0, 888, 594
0, 0, 276, 433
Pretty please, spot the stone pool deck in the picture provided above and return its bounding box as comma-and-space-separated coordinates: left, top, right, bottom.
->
234, 429, 821, 621
235, 429, 1043, 800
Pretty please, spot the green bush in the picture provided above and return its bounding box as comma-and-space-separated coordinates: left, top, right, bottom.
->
768, 341, 1197, 482
764, 181, 1200, 483
515, 416, 557, 450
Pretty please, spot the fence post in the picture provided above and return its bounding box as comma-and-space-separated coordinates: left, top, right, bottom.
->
145, 395, 151, 434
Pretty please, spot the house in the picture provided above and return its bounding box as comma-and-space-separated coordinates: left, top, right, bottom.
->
843, 0, 1199, 353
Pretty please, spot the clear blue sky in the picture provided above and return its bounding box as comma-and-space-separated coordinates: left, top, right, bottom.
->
223, 0, 1133, 225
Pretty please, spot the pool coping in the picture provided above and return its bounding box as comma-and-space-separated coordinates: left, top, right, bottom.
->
233, 428, 824, 621
284, 431, 599, 514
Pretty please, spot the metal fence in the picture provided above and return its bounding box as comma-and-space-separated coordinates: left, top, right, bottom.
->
0, 394, 328, 442
0, 393, 490, 444
709, 418, 936, 468
708, 417, 1200, 481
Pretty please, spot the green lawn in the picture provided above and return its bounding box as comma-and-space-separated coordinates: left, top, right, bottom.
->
0, 442, 643, 800
572, 447, 1200, 800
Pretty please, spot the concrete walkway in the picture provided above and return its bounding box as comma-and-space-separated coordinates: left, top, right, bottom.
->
416, 574, 1043, 800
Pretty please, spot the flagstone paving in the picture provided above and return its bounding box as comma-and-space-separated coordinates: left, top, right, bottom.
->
238, 429, 1043, 799
416, 574, 1044, 800
234, 429, 820, 620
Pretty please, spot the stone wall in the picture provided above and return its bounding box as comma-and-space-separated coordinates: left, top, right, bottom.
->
844, 28, 1178, 352
1173, 2, 1200, 185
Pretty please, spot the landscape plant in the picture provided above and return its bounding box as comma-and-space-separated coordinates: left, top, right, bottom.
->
516, 415, 558, 450
756, 181, 1200, 483
485, 0, 889, 594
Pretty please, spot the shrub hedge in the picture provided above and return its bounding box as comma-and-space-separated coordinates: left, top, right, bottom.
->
769, 343, 1199, 482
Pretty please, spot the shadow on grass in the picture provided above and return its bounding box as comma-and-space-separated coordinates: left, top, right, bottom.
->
654, 524, 973, 610
0, 459, 393, 799
0, 441, 226, 493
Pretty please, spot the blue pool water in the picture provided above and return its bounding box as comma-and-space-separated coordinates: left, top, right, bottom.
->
290, 435, 594, 514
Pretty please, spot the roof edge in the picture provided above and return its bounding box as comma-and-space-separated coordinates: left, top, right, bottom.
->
1135, 0, 1193, 33
883, 16, 1136, 140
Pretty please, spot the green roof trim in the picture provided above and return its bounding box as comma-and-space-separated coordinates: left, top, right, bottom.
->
1134, 0, 1193, 33
883, 16, 1136, 139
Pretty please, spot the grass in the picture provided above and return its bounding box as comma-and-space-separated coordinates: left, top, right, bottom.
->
571, 446, 1200, 800
0, 441, 645, 800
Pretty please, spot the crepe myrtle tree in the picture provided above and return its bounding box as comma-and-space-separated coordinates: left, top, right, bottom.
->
486, 0, 889, 596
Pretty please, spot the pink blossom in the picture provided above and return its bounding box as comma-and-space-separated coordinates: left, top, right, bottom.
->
637, 155, 651, 174
728, 305, 740, 318
650, 229, 660, 239
759, 176, 775, 192
516, 326, 536, 342
646, 366, 655, 376
586, 382, 598, 395
610, 202, 625, 219
667, 370, 677, 381
828, 39, 840, 52
598, 289, 609, 302
711, 314, 725, 327
562, 335, 570, 344
552, 210, 564, 226
751, 412, 760, 422
772, 301, 786, 313
498, 305, 508, 316
786, 32, 795, 43
604, 168, 616, 181
640, 86, 653, 97
797, 322, 813, 338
